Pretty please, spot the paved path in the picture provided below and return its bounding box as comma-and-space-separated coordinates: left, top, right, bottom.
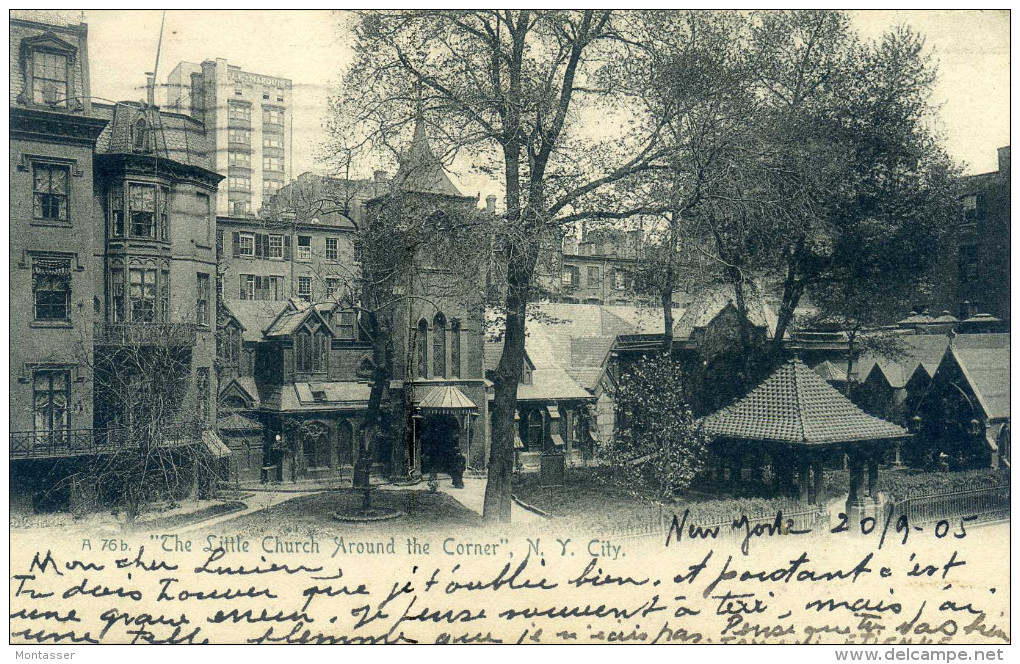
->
175, 489, 318, 535
389, 475, 546, 524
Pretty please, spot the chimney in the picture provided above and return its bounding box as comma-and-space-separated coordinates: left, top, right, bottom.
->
998, 145, 1010, 178
145, 72, 156, 108
486, 195, 497, 214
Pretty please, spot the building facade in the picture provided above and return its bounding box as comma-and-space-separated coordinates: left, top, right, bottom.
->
10, 18, 108, 440
164, 58, 293, 217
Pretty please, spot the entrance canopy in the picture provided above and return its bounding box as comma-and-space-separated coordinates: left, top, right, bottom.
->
702, 358, 909, 446
415, 385, 477, 415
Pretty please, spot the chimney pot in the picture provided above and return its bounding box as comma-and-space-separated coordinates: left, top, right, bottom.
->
486, 195, 497, 213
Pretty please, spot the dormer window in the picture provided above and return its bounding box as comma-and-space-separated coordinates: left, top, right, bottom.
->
33, 51, 69, 106
133, 118, 148, 152
19, 33, 78, 110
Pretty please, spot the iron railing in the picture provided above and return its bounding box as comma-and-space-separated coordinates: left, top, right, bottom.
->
94, 322, 197, 347
10, 422, 203, 459
891, 484, 1010, 525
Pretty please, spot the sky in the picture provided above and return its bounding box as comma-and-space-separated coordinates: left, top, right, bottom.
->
16, 10, 1011, 180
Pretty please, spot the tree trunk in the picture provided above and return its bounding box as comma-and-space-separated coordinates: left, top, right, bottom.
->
660, 213, 679, 352
844, 331, 856, 397
483, 244, 537, 522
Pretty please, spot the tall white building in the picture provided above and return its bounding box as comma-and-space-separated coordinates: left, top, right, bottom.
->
164, 58, 293, 217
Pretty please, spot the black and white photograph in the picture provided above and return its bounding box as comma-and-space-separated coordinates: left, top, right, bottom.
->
7, 8, 1011, 650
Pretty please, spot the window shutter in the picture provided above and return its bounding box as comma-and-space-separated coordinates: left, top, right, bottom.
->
254, 233, 264, 257
263, 234, 271, 257
216, 229, 224, 257
239, 275, 245, 300
283, 235, 292, 259
232, 232, 241, 257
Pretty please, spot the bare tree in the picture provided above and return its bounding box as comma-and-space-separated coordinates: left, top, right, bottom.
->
329, 10, 668, 521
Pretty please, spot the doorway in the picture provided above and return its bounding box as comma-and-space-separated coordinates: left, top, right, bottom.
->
420, 414, 461, 474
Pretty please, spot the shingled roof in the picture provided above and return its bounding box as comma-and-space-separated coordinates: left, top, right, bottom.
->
702, 358, 909, 446
950, 333, 1010, 421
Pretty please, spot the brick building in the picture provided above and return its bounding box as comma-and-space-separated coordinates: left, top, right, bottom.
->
10, 18, 108, 439
10, 17, 223, 506
164, 58, 293, 217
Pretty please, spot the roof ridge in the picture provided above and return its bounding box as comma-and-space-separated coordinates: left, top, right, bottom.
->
789, 359, 808, 443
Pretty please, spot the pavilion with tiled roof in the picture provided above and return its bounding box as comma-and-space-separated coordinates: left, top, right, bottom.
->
702, 358, 909, 507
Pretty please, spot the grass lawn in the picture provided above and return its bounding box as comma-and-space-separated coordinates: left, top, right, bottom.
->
220, 488, 482, 539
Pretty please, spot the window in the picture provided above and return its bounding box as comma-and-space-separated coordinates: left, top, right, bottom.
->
110, 267, 125, 322
239, 275, 283, 301
33, 163, 69, 222
263, 180, 282, 197
263, 156, 283, 172
415, 319, 428, 378
268, 234, 284, 258
228, 151, 251, 167
33, 256, 71, 321
110, 186, 124, 236
262, 90, 269, 100
450, 319, 461, 379
195, 368, 210, 423
133, 118, 148, 152
227, 102, 251, 122
326, 277, 341, 299
196, 273, 210, 326
433, 313, 446, 378
297, 276, 311, 301
353, 237, 364, 263
229, 174, 251, 191
325, 237, 339, 261
613, 269, 630, 291
337, 311, 356, 340
129, 268, 157, 322
32, 51, 69, 106
234, 85, 243, 96
958, 244, 979, 285
33, 370, 70, 435
526, 411, 543, 453
588, 266, 601, 287
228, 128, 250, 145
263, 108, 284, 125
297, 235, 312, 260
275, 87, 285, 102
231, 200, 251, 216
128, 183, 156, 238
197, 193, 212, 245
295, 328, 328, 373
562, 265, 580, 288
263, 135, 283, 149
963, 194, 978, 221
239, 233, 255, 256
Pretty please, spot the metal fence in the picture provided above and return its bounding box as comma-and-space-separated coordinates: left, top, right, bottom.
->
10, 422, 203, 459
94, 321, 197, 346
891, 484, 1011, 525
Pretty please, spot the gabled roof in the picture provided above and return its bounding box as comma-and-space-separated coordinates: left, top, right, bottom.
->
813, 360, 853, 383
219, 376, 261, 409
949, 333, 1010, 421
224, 299, 290, 342
265, 300, 334, 338
674, 288, 778, 340
702, 358, 909, 446
855, 335, 950, 389
415, 385, 478, 413
392, 118, 471, 199
483, 339, 534, 373
216, 412, 263, 432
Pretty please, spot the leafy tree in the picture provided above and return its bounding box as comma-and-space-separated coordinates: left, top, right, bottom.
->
597, 352, 710, 502
330, 10, 666, 521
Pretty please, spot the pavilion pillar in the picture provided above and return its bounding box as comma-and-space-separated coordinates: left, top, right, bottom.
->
867, 454, 880, 502
846, 451, 868, 515
811, 456, 824, 506
797, 456, 810, 503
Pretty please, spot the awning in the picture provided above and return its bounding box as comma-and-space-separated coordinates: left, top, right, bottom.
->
416, 385, 477, 414
546, 405, 561, 420
550, 433, 565, 447
202, 430, 232, 458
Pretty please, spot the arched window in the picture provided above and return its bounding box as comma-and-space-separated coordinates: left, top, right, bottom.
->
527, 410, 543, 452
133, 118, 147, 152
296, 329, 312, 372
415, 319, 428, 378
302, 421, 331, 469
337, 421, 354, 465
450, 319, 461, 378
357, 356, 374, 379
432, 312, 446, 378
314, 330, 329, 372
